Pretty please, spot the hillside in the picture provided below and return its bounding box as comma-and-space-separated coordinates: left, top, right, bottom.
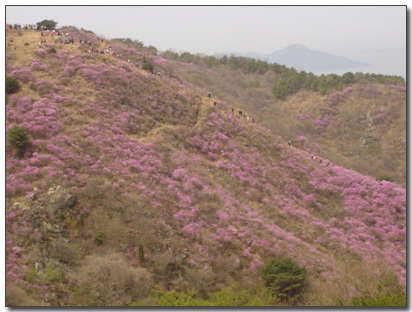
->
5, 26, 406, 307
171, 60, 406, 187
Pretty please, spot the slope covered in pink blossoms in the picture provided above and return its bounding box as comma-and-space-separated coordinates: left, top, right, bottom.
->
5, 26, 406, 306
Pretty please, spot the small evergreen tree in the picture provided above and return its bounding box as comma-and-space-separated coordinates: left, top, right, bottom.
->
6, 76, 19, 94
142, 62, 154, 73
7, 126, 30, 157
259, 257, 307, 303
94, 230, 106, 245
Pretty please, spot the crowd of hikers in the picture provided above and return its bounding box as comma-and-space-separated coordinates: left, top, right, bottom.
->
6, 23, 128, 61
7, 23, 39, 30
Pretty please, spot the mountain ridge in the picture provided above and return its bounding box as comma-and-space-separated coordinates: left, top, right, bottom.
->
243, 43, 370, 71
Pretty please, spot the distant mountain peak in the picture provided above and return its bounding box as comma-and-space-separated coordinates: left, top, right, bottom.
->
287, 43, 308, 49
244, 44, 369, 72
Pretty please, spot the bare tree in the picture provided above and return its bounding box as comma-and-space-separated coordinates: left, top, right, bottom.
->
76, 251, 153, 306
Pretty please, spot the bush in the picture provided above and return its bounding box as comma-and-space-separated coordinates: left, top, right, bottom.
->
151, 285, 279, 306
376, 174, 394, 182
339, 285, 406, 307
259, 257, 307, 303
6, 76, 19, 94
29, 83, 37, 91
44, 263, 64, 283
75, 252, 153, 306
142, 62, 154, 73
48, 47, 57, 54
26, 268, 37, 283
93, 230, 106, 245
49, 240, 79, 266
7, 126, 31, 157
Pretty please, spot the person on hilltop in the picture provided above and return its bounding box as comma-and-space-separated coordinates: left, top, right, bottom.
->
288, 140, 291, 146
208, 92, 211, 98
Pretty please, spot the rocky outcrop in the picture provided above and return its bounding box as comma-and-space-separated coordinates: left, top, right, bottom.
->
29, 185, 77, 238
45, 185, 76, 216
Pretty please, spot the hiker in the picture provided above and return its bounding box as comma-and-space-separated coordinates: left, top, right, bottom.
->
288, 140, 291, 146
214, 102, 217, 107
239, 111, 243, 116
208, 92, 211, 98
231, 108, 234, 112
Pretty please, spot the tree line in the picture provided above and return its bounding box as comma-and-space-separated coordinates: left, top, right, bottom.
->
158, 49, 405, 100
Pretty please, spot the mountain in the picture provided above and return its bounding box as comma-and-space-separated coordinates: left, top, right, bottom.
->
244, 44, 370, 72
5, 27, 406, 307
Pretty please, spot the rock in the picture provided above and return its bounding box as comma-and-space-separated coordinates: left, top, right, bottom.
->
35, 262, 43, 273
46, 185, 76, 215
120, 243, 130, 250
44, 222, 63, 233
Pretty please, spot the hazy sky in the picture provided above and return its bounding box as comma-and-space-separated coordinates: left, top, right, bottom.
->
5, 5, 406, 56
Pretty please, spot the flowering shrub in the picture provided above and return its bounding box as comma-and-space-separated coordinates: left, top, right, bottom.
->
296, 87, 353, 134
10, 68, 34, 83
